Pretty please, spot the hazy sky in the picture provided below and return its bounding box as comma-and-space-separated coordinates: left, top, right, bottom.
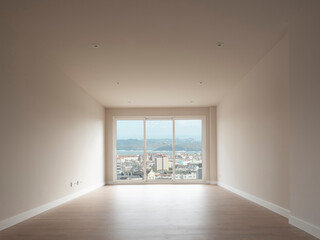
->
117, 120, 202, 140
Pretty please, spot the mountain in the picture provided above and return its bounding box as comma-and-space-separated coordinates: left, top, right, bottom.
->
117, 138, 201, 151
117, 139, 143, 150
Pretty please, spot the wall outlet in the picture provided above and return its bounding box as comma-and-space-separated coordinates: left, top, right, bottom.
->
77, 180, 83, 185
70, 181, 77, 187
71, 180, 83, 187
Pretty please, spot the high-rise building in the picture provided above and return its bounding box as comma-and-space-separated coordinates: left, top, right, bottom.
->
162, 157, 169, 170
155, 156, 169, 171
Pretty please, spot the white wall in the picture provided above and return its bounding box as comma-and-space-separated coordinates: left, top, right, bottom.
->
217, 34, 290, 209
105, 107, 217, 183
0, 16, 105, 222
289, 0, 320, 231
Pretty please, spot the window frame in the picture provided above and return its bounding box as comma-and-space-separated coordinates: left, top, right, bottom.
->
113, 116, 206, 184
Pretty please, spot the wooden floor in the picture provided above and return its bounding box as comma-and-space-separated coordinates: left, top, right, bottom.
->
0, 185, 317, 240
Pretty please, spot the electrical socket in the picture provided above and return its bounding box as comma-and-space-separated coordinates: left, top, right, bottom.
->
70, 181, 77, 187
77, 180, 83, 185
71, 180, 83, 187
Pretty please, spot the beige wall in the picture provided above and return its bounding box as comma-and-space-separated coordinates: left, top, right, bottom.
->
290, 0, 320, 228
105, 107, 217, 182
0, 17, 105, 222
217, 34, 290, 209
209, 106, 217, 182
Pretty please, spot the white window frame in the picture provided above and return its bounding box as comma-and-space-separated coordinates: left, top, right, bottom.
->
113, 116, 206, 184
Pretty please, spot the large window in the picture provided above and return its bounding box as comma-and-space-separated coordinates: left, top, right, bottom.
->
146, 120, 173, 180
116, 120, 144, 181
114, 117, 205, 182
175, 120, 202, 180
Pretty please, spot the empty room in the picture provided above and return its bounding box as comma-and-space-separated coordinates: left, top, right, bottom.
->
1, 0, 320, 239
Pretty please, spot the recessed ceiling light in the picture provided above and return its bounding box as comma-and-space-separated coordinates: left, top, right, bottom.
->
216, 42, 224, 47
190, 100, 194, 103
128, 101, 132, 104
199, 81, 204, 85
116, 82, 120, 86
91, 43, 100, 48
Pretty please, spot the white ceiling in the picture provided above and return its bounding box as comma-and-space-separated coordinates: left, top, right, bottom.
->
2, 0, 302, 107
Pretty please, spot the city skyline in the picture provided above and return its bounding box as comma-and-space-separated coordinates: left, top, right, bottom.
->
116, 152, 202, 181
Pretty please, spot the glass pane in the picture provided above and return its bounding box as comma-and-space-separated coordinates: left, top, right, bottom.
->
146, 120, 173, 180
116, 120, 144, 180
175, 120, 202, 180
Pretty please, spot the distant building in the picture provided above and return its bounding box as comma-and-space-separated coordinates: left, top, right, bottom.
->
155, 156, 169, 171
197, 168, 202, 180
183, 171, 197, 180
148, 169, 155, 180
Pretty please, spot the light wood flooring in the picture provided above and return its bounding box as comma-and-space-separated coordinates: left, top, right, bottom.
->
0, 185, 317, 240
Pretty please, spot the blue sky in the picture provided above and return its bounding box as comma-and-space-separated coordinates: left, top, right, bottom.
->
117, 120, 202, 140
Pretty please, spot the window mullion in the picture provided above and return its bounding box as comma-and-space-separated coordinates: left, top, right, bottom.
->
143, 118, 147, 182
172, 119, 175, 181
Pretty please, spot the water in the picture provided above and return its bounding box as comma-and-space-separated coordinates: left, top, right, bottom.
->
117, 150, 201, 156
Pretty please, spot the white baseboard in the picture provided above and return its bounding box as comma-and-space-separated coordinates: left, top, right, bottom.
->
0, 182, 106, 232
217, 182, 290, 218
209, 181, 218, 185
105, 181, 114, 185
289, 215, 320, 239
